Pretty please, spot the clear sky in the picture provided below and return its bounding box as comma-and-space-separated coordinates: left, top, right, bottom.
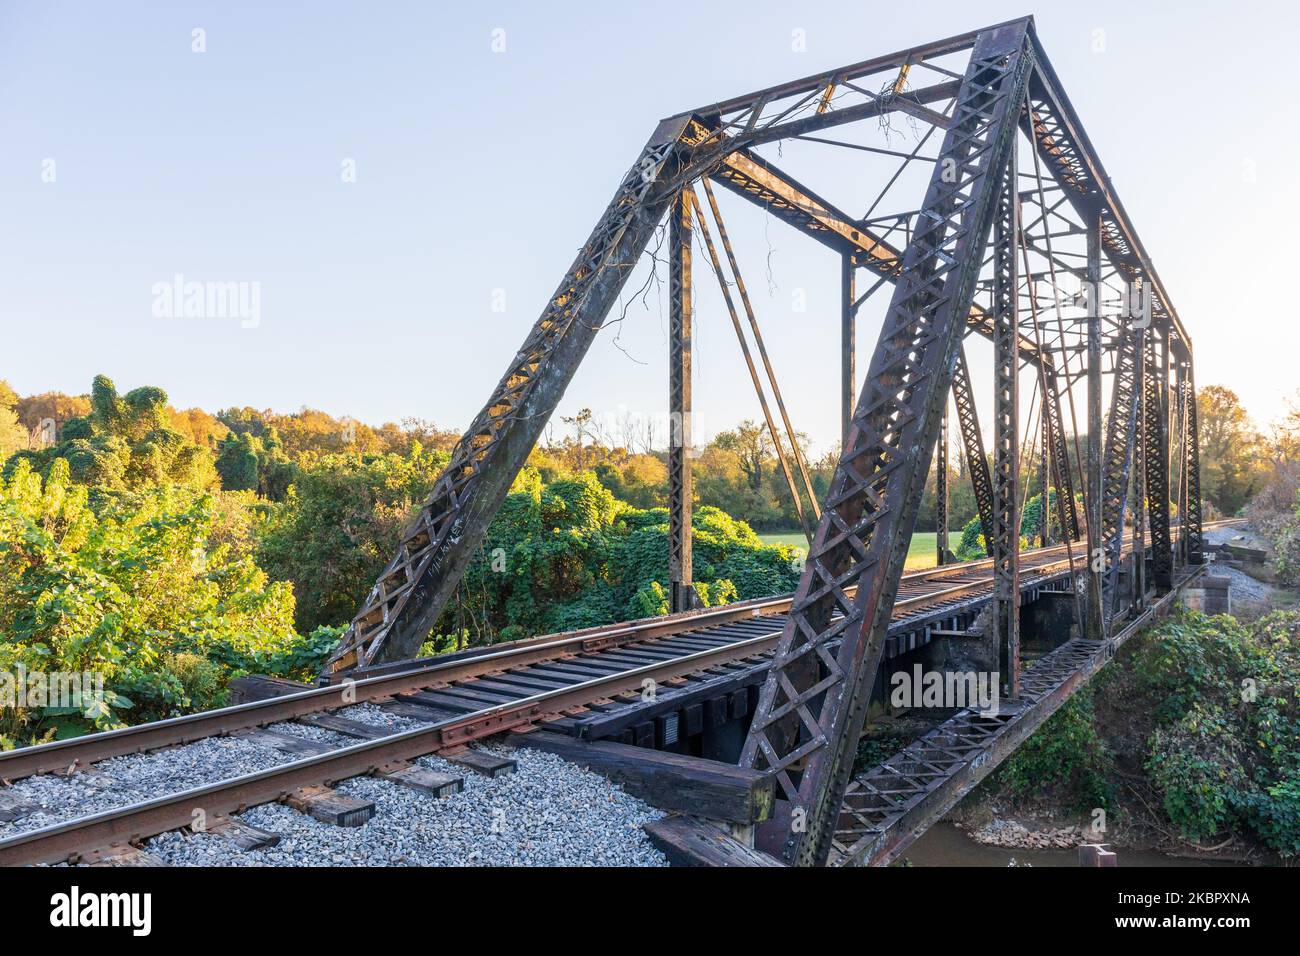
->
2, 1, 1296, 455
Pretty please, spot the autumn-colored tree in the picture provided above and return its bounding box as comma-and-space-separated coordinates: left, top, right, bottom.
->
1198, 385, 1266, 515
6, 376, 218, 492
14, 390, 91, 440
0, 380, 29, 458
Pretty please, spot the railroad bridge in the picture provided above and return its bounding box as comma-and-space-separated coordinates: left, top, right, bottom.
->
0, 16, 1212, 868
322, 16, 1206, 865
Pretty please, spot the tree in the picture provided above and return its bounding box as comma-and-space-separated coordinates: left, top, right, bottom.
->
0, 458, 302, 739
215, 428, 297, 499
1198, 385, 1265, 515
14, 390, 91, 440
0, 380, 29, 459
715, 420, 772, 491
8, 375, 217, 492
257, 445, 451, 632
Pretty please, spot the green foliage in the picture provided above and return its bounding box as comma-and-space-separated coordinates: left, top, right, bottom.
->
451, 473, 800, 641
0, 381, 28, 460
1274, 516, 1300, 589
8, 375, 216, 493
1130, 610, 1300, 855
257, 444, 450, 633
1020, 489, 1057, 542
0, 457, 305, 737
955, 516, 986, 561
1240, 773, 1300, 858
215, 429, 297, 500
995, 690, 1115, 811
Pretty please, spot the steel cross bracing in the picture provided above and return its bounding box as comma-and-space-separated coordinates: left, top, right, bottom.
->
951, 345, 996, 553
1097, 320, 1144, 625
317, 16, 1203, 866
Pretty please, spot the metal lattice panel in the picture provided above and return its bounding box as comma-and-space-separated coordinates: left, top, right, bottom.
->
951, 345, 996, 554
1099, 322, 1144, 626
1183, 373, 1204, 564
1144, 334, 1174, 588
830, 637, 1104, 866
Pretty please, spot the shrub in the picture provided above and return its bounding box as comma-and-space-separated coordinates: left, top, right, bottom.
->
996, 691, 1114, 811
1131, 610, 1300, 855
1274, 518, 1300, 588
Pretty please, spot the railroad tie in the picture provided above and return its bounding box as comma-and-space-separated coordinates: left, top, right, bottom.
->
233, 727, 337, 757
375, 761, 464, 798
84, 844, 167, 867
206, 816, 281, 851
284, 786, 376, 827
441, 746, 516, 777
0, 790, 42, 824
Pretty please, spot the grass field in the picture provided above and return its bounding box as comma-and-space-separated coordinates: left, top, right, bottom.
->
758, 530, 939, 570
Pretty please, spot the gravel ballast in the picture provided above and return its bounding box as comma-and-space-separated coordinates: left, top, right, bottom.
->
145, 745, 668, 867
1, 701, 668, 866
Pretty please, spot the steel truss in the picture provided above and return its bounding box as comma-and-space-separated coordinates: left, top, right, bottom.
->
319, 17, 1203, 868
740, 22, 1035, 866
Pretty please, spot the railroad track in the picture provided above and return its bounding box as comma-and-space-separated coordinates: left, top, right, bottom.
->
0, 520, 1240, 866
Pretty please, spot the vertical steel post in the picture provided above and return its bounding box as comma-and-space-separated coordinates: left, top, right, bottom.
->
937, 403, 949, 565
1184, 364, 1204, 565
669, 190, 696, 613
842, 253, 857, 449
1039, 411, 1050, 548
1145, 329, 1173, 589
992, 141, 1020, 695
1085, 212, 1104, 641
1131, 287, 1147, 608
1174, 359, 1188, 567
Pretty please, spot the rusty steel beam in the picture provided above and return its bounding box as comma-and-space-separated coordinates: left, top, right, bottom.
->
669, 191, 697, 613
1084, 211, 1104, 641
1183, 367, 1204, 564
991, 140, 1021, 695
690, 188, 814, 543
936, 403, 949, 565
1099, 320, 1144, 627
690, 23, 996, 118
1145, 332, 1174, 588
698, 178, 821, 524
323, 115, 720, 672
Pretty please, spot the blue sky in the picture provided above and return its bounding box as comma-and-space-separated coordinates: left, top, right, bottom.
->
2, 1, 1296, 453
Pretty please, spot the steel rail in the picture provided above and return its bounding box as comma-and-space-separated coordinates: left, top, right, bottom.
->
0, 633, 784, 866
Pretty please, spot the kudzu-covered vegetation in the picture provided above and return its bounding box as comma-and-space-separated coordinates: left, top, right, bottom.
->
0, 375, 803, 745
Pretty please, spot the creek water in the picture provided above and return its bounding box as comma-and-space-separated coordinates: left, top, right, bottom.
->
901, 822, 1235, 867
